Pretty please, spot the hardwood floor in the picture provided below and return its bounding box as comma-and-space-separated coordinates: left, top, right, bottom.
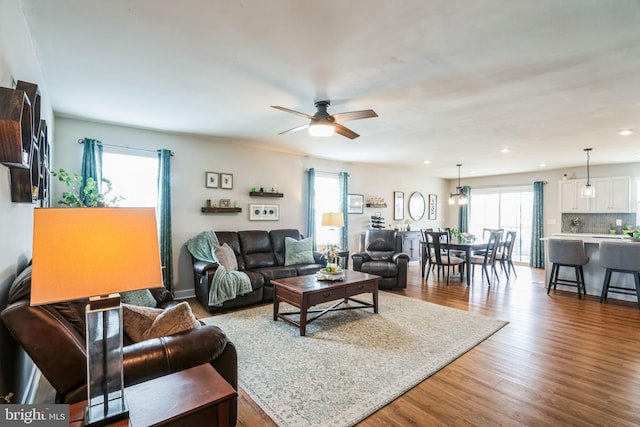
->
231, 262, 640, 427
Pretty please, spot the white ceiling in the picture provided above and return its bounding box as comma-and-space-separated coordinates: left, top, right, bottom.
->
18, 0, 640, 178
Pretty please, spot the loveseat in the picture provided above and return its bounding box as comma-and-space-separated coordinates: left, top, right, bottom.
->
0, 265, 238, 426
190, 229, 326, 312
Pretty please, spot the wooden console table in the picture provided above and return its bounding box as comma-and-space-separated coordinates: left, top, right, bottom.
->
69, 364, 236, 427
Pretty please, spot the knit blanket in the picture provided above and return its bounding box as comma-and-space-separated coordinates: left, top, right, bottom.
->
187, 231, 252, 306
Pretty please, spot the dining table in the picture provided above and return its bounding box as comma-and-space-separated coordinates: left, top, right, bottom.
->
420, 238, 490, 286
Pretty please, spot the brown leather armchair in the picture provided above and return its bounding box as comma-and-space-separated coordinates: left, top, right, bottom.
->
1, 266, 238, 426
352, 230, 410, 289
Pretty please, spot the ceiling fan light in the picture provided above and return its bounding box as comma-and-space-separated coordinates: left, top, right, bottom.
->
308, 123, 335, 137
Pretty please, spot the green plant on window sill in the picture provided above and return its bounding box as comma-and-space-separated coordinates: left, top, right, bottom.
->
52, 168, 124, 207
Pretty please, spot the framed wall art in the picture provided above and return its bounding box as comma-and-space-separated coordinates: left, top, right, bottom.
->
220, 199, 231, 208
220, 173, 233, 189
347, 194, 364, 214
428, 194, 437, 220
393, 191, 404, 221
205, 172, 219, 188
249, 203, 279, 221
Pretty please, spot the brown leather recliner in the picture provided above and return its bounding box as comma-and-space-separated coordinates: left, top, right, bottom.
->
1, 265, 238, 426
352, 230, 410, 289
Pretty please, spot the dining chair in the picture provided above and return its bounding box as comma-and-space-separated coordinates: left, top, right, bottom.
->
496, 231, 517, 278
472, 228, 503, 256
469, 230, 503, 285
424, 231, 465, 285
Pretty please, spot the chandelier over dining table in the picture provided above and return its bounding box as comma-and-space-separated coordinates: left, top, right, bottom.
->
449, 164, 468, 205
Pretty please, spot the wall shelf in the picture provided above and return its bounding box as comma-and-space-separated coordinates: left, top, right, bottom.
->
250, 191, 283, 197
201, 207, 242, 213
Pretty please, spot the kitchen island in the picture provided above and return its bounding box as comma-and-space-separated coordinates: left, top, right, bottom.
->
541, 233, 639, 302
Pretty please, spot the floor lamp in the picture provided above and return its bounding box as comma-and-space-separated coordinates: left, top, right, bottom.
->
30, 207, 163, 426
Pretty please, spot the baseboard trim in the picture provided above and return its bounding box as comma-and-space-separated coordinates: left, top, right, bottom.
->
174, 289, 195, 300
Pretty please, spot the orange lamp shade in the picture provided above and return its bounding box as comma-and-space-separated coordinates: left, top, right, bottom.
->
31, 207, 163, 306
321, 212, 344, 228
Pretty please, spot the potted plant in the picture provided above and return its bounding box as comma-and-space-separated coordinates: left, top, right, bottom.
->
52, 168, 123, 207
569, 217, 581, 233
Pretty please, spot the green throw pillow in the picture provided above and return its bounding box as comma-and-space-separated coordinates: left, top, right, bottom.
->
284, 237, 315, 266
120, 289, 157, 308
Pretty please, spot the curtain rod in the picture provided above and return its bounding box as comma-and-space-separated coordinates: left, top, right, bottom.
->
77, 138, 174, 156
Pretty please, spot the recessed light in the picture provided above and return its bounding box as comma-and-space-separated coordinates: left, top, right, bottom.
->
501, 148, 510, 153
423, 160, 430, 164
618, 129, 633, 136
539, 163, 547, 167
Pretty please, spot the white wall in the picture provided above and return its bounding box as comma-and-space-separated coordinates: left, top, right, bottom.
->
54, 117, 448, 297
0, 0, 54, 404
444, 163, 640, 234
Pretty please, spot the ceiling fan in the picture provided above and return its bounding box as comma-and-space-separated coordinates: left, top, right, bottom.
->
270, 100, 378, 139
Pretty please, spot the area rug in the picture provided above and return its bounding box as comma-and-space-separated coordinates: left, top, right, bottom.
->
201, 292, 508, 427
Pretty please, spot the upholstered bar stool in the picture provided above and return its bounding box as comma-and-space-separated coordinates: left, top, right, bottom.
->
599, 242, 640, 309
547, 239, 589, 299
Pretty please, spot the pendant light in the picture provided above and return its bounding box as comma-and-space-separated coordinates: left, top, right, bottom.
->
448, 164, 468, 205
581, 148, 595, 198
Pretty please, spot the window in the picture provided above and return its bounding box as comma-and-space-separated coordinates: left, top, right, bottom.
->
469, 186, 533, 263
101, 151, 158, 207
314, 173, 341, 248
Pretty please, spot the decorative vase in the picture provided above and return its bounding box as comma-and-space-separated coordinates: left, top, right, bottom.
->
570, 226, 577, 233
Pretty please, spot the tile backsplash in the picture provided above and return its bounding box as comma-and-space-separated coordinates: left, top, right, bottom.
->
561, 213, 638, 234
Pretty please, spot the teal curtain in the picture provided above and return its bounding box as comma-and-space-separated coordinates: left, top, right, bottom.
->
157, 149, 173, 291
458, 186, 471, 232
306, 168, 316, 249
80, 138, 103, 205
339, 172, 348, 250
530, 181, 545, 268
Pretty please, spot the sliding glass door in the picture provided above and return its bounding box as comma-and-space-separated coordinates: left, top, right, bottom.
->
469, 186, 533, 263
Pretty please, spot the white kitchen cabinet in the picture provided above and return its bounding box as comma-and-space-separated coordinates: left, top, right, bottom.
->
559, 176, 630, 213
559, 179, 591, 212
592, 176, 631, 212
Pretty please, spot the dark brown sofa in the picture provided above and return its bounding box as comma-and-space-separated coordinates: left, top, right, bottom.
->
191, 229, 326, 312
0, 265, 238, 426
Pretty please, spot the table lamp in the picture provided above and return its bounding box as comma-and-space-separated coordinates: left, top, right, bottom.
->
31, 207, 163, 426
321, 212, 344, 230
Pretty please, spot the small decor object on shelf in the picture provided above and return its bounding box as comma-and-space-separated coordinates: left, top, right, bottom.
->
220, 173, 233, 189
205, 172, 219, 188
219, 199, 230, 208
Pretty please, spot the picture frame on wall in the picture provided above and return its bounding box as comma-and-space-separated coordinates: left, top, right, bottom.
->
220, 173, 233, 189
393, 191, 404, 221
347, 194, 364, 214
428, 194, 437, 220
249, 203, 279, 221
205, 172, 219, 188
220, 199, 231, 208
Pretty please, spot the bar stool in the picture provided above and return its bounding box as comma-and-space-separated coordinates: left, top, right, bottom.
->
599, 241, 640, 309
547, 239, 589, 299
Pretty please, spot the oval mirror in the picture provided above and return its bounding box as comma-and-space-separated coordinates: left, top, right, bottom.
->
408, 191, 426, 221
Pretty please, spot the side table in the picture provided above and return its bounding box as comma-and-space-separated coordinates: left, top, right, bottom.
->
69, 364, 236, 427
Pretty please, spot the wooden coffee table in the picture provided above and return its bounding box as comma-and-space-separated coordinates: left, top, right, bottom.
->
272, 270, 380, 336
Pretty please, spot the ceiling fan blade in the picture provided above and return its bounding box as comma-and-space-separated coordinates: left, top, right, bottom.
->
330, 109, 378, 122
333, 123, 359, 139
278, 123, 309, 135
271, 105, 314, 120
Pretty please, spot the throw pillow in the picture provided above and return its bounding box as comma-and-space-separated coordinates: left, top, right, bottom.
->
214, 243, 238, 271
284, 237, 315, 266
120, 289, 157, 308
122, 302, 200, 343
